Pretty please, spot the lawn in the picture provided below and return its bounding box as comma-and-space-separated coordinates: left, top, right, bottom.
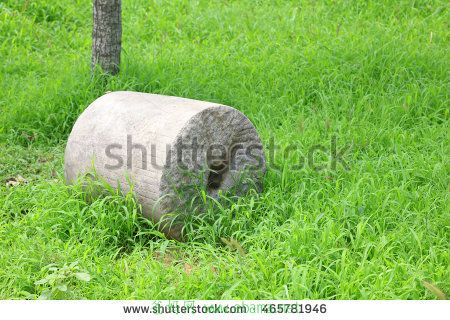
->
0, 0, 448, 299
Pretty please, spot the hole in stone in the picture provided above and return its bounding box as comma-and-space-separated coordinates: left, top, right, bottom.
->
207, 161, 228, 192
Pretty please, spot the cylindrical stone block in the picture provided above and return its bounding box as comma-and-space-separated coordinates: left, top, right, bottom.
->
64, 91, 266, 239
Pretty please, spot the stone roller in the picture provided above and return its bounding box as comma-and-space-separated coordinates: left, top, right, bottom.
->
64, 91, 266, 240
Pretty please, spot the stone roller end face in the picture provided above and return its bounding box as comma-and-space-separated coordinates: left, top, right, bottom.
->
64, 91, 266, 240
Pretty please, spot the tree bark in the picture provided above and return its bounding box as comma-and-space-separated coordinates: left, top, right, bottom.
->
92, 0, 122, 75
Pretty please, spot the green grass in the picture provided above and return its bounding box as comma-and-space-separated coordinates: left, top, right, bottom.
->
0, 0, 449, 299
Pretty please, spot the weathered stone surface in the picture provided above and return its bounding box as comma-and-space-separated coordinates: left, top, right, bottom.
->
65, 91, 266, 239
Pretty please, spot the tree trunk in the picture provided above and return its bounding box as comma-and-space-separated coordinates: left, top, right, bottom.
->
91, 0, 122, 75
